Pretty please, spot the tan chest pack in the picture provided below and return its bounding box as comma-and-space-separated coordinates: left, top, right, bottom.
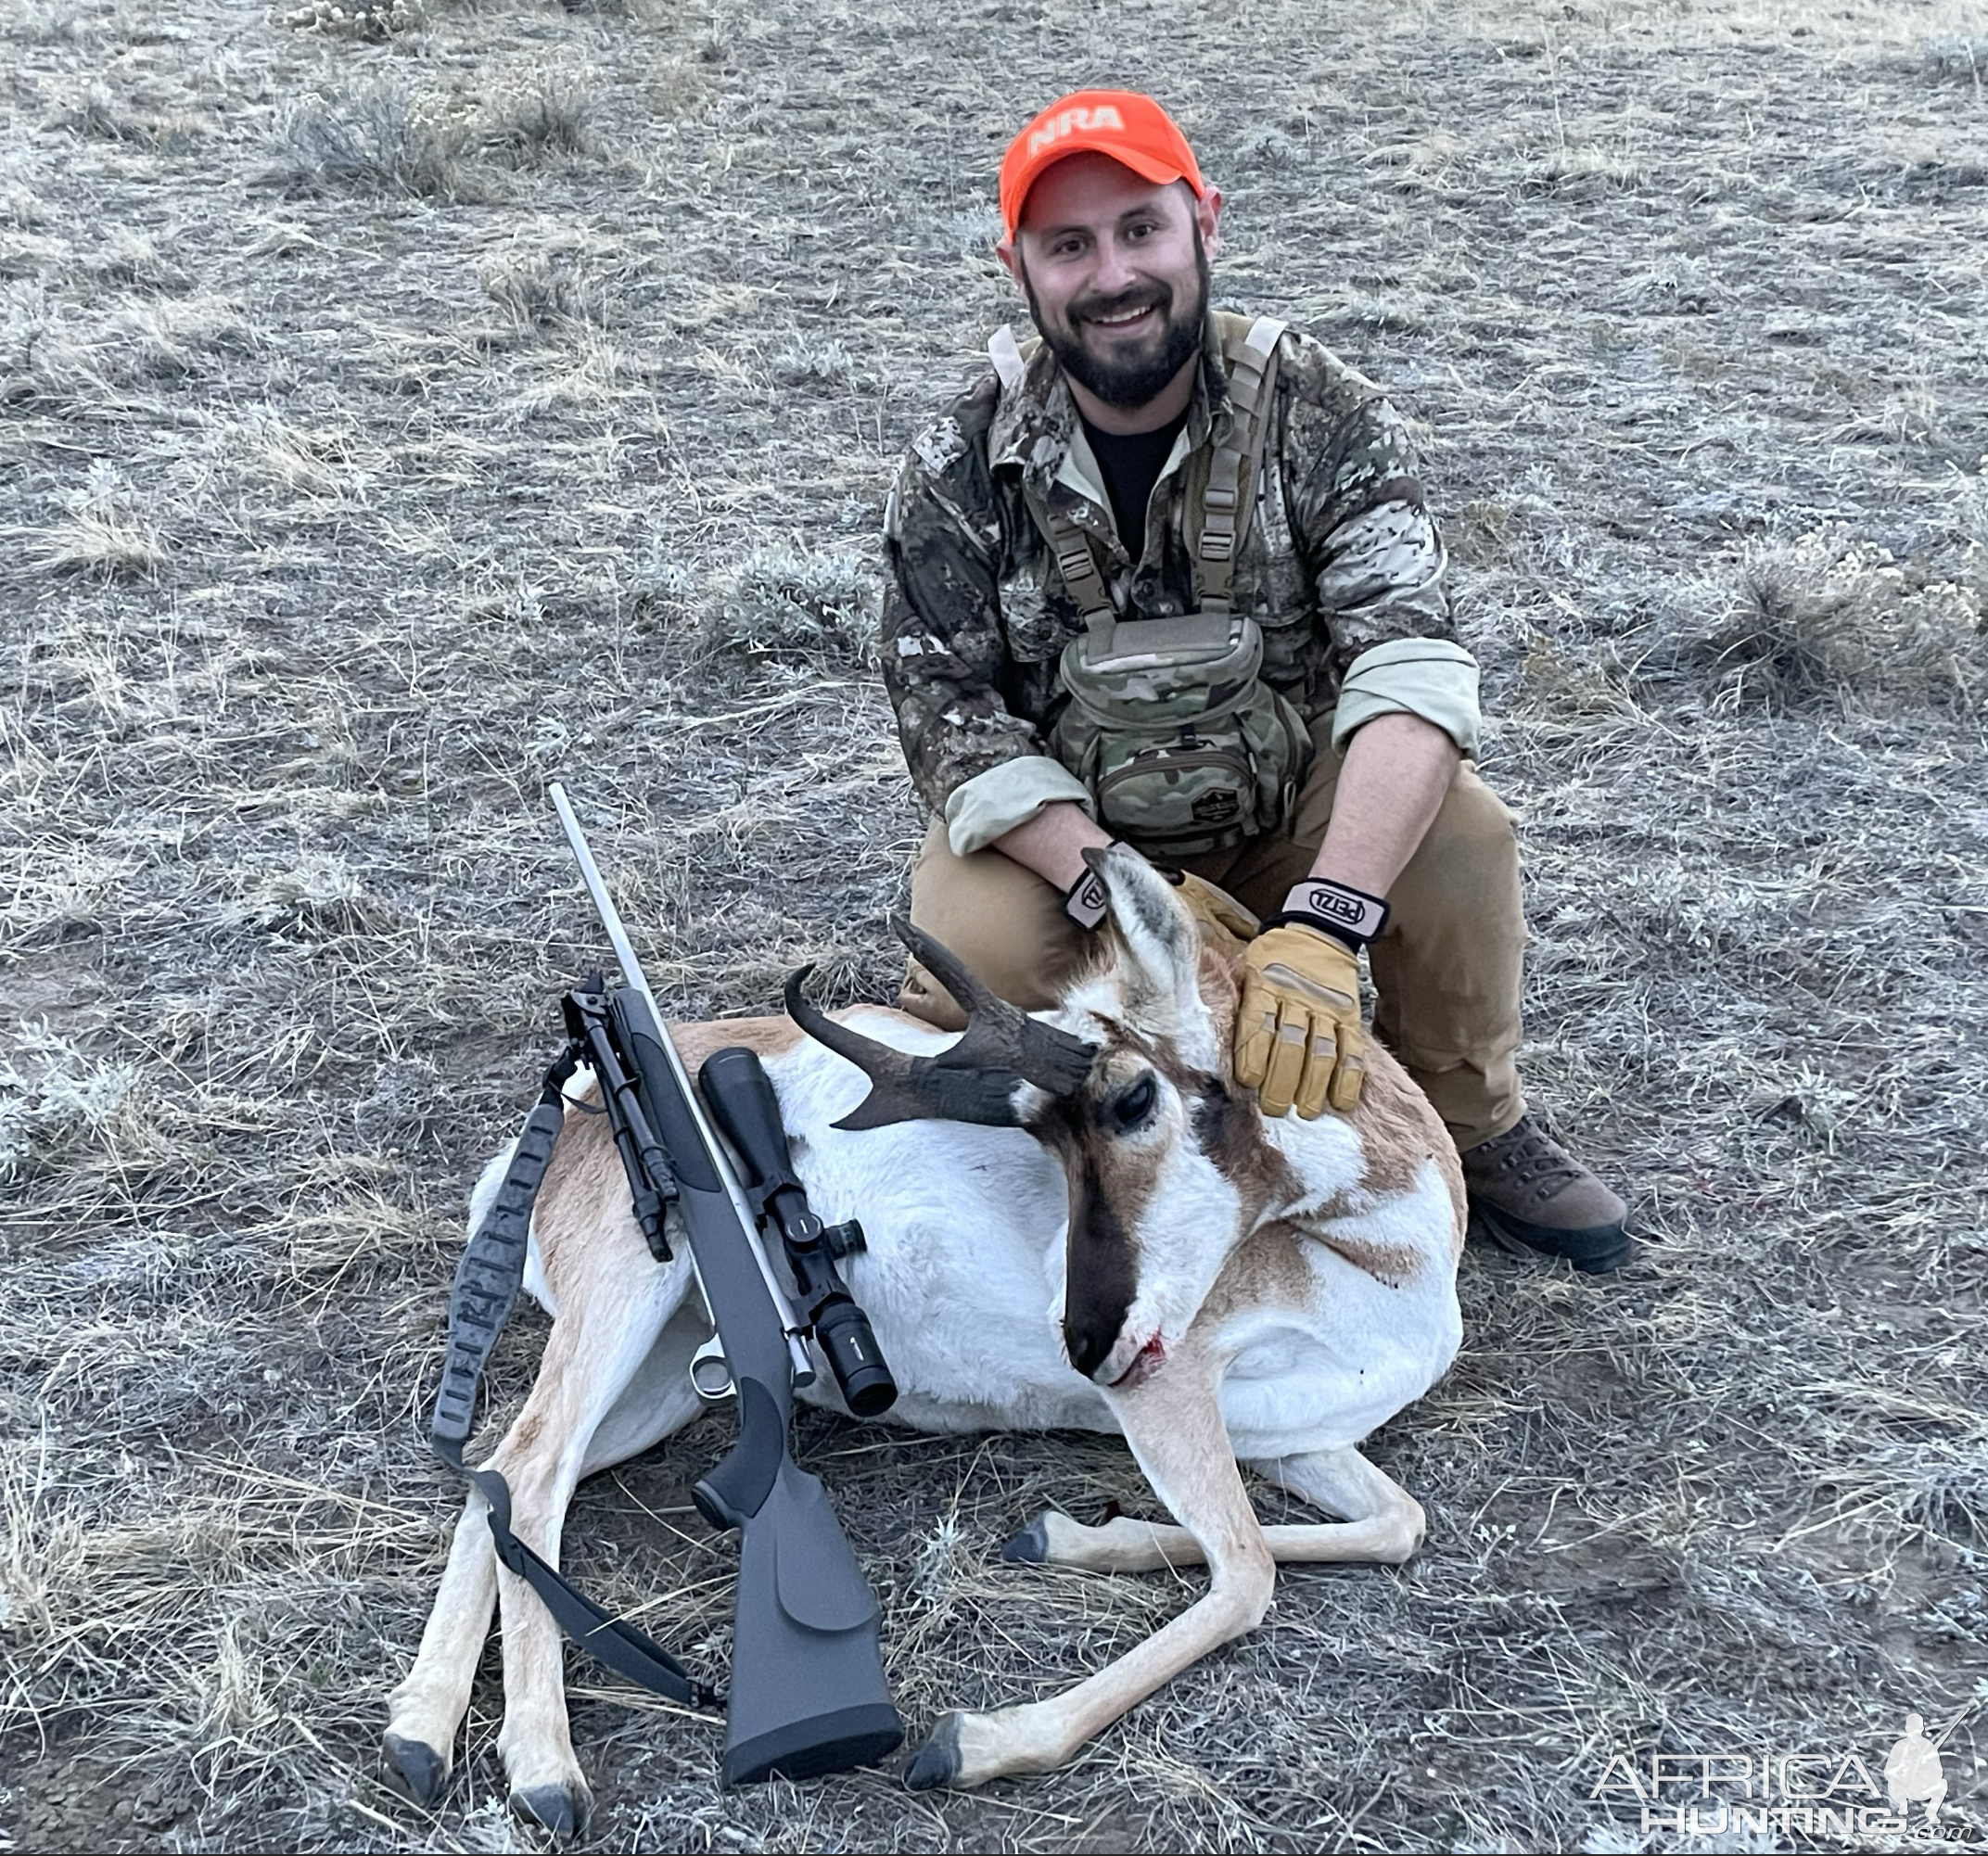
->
988, 313, 1313, 858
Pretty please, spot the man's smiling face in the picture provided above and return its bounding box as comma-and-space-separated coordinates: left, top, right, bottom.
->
999, 152, 1223, 416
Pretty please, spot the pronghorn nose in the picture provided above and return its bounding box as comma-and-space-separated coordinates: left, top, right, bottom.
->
1063, 1312, 1120, 1382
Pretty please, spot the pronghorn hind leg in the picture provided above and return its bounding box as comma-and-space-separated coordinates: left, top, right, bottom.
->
579, 1299, 714, 1479
908, 1359, 1274, 1791
384, 1487, 502, 1806
1250, 1443, 1427, 1563
1003, 1443, 1424, 1574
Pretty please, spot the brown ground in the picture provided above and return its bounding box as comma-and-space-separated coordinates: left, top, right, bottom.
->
3, 0, 1985, 1850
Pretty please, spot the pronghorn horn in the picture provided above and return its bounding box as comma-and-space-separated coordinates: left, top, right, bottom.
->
783, 920, 1096, 1131
889, 916, 1098, 1098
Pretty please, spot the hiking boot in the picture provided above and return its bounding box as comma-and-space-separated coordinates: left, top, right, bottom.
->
1459, 1114, 1631, 1274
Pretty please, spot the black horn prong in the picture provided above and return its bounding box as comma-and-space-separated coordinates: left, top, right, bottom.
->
890, 915, 1003, 1020
835, 1070, 1031, 1132
784, 965, 916, 1087
890, 916, 1097, 1097
1014, 1017, 1097, 1097
783, 929, 1097, 1132
784, 962, 1029, 1130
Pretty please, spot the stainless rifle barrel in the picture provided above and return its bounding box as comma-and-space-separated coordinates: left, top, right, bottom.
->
546, 782, 814, 1385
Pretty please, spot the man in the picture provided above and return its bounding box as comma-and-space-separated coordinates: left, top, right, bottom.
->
880, 90, 1629, 1271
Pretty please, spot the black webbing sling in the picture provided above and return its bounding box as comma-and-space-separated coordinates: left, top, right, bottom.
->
430, 1041, 721, 1712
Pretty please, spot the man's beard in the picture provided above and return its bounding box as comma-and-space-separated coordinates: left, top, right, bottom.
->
1022, 234, 1210, 411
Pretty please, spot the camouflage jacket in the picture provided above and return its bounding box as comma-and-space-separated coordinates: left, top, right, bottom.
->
882, 311, 1465, 833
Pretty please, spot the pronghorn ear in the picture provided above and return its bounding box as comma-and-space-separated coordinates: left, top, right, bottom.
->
1089, 845, 1223, 1070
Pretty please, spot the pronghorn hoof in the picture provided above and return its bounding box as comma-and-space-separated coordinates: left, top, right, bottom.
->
901, 1712, 964, 1790
1000, 1516, 1051, 1564
381, 1733, 447, 1807
510, 1782, 591, 1839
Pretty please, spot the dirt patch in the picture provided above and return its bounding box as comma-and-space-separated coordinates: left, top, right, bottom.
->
3, 0, 1985, 1850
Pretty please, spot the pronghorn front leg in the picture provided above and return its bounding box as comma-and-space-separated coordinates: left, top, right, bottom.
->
904, 1355, 1273, 1790
383, 1252, 698, 1833
1006, 1443, 1425, 1572
484, 1261, 700, 1836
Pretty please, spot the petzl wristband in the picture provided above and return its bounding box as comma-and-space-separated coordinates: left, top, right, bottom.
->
1063, 852, 1121, 931
1262, 877, 1390, 953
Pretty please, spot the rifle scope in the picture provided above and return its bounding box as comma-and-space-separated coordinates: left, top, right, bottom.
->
698, 1047, 898, 1419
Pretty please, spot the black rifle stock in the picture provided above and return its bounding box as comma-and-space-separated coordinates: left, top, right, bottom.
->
542, 783, 900, 1786
606, 986, 901, 1784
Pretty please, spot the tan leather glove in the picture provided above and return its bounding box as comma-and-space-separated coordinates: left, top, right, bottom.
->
1166, 871, 1259, 944
1233, 923, 1364, 1118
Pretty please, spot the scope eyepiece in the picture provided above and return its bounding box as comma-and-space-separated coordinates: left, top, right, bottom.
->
813, 1297, 897, 1418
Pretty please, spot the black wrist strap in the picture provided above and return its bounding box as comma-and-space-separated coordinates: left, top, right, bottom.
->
1064, 846, 1124, 931
1261, 877, 1390, 953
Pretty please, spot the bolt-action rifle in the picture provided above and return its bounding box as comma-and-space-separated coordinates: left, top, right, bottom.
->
428, 782, 902, 1786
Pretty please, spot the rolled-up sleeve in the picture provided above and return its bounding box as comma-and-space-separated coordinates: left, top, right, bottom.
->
942, 754, 1095, 857
1330, 636, 1482, 756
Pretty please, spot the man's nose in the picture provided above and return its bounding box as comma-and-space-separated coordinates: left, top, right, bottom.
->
1087, 239, 1142, 300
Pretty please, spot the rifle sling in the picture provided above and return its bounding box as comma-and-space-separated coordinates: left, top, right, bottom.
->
430, 1038, 721, 1713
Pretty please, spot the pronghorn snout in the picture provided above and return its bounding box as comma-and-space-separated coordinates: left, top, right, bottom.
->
1063, 1303, 1128, 1381
1084, 1328, 1166, 1391
1060, 1166, 1140, 1382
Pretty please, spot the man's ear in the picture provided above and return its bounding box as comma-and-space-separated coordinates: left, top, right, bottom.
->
996, 233, 1022, 286
1195, 183, 1223, 261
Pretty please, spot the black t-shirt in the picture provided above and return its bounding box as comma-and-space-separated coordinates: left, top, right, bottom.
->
1082, 413, 1188, 556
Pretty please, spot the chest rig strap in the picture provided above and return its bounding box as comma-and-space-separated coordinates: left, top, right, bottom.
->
1196, 314, 1286, 620
995, 315, 1289, 658
991, 325, 1116, 629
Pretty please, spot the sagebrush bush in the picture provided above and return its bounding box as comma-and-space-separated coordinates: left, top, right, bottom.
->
0, 1028, 141, 1184
698, 548, 877, 665
1689, 532, 1986, 714
274, 83, 473, 199
481, 247, 609, 332
478, 68, 599, 164
274, 68, 603, 198
54, 83, 206, 151
770, 337, 864, 389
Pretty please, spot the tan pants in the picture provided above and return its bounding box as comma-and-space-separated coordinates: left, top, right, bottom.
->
898, 732, 1528, 1150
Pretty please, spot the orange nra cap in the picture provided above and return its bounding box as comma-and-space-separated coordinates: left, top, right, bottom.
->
999, 90, 1204, 238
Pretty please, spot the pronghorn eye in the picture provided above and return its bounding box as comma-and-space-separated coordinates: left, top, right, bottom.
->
1107, 1075, 1157, 1132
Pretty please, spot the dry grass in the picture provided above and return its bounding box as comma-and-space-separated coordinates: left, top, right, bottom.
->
274, 63, 606, 200
3, 0, 1986, 1850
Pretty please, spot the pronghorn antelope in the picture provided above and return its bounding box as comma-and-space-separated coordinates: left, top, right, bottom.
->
385, 845, 1465, 1830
